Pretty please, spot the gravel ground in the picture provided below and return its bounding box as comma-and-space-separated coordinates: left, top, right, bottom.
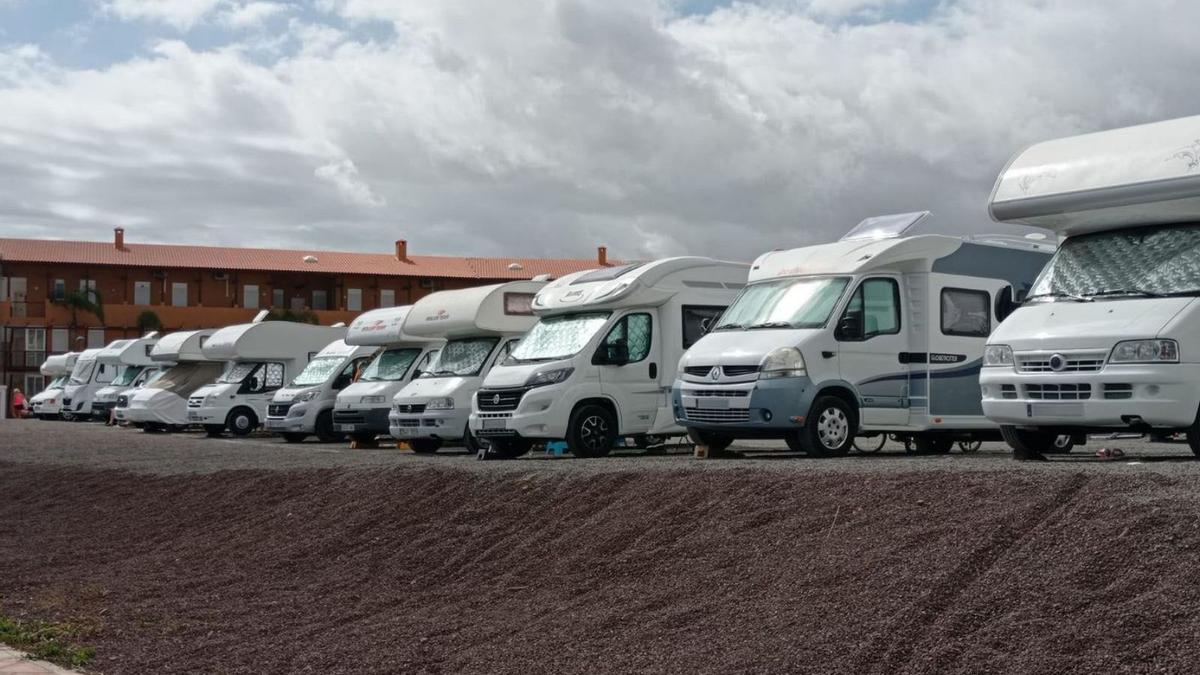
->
4, 420, 1200, 674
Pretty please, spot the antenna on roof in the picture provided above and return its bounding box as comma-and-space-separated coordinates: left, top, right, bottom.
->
252, 310, 270, 323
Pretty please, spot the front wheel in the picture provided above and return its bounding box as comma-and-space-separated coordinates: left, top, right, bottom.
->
794, 396, 857, 457
409, 438, 443, 454
489, 437, 533, 459
567, 404, 617, 458
688, 428, 733, 453
314, 411, 345, 443
281, 433, 307, 444
227, 408, 258, 437
463, 424, 486, 454
1044, 434, 1075, 455
1000, 425, 1063, 460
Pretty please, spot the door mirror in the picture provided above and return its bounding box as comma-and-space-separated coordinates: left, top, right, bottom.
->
1014, 288, 1028, 304
838, 313, 863, 341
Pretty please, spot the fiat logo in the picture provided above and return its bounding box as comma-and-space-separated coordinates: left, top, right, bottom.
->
709, 367, 721, 381
492, 394, 501, 405
1048, 354, 1067, 372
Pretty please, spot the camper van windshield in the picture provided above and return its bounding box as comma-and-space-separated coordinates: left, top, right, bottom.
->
68, 359, 96, 385
506, 312, 611, 363
111, 365, 145, 387
217, 362, 264, 384
289, 356, 345, 386
138, 368, 166, 387
146, 361, 224, 393
1028, 224, 1200, 302
715, 276, 851, 330
47, 376, 66, 389
359, 348, 421, 382
421, 337, 498, 378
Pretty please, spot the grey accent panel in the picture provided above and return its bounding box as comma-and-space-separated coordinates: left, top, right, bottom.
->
929, 361, 985, 417
991, 173, 1200, 223
932, 243, 1052, 292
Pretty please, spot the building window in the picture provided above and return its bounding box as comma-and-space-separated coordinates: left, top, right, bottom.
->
52, 279, 66, 301
171, 282, 188, 307
87, 328, 105, 349
347, 288, 362, 312
24, 328, 45, 367
272, 288, 285, 308
243, 284, 259, 310
3, 277, 27, 301
134, 281, 151, 306
24, 374, 45, 397
290, 295, 305, 311
380, 289, 396, 308
312, 290, 328, 311
941, 288, 991, 338
51, 328, 68, 353
79, 278, 97, 301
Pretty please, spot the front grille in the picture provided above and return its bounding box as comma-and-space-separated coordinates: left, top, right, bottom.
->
683, 389, 750, 398
1001, 385, 1018, 400
683, 407, 751, 423
722, 365, 760, 377
333, 410, 366, 424
393, 403, 426, 414
116, 395, 130, 408
63, 398, 72, 407
684, 366, 715, 377
1017, 353, 1105, 373
476, 388, 527, 412
1025, 383, 1092, 400
396, 419, 421, 428
268, 403, 292, 418
187, 396, 203, 408
1104, 383, 1134, 400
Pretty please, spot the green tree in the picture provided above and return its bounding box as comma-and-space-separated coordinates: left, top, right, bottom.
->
56, 289, 104, 327
136, 310, 163, 334
264, 308, 318, 324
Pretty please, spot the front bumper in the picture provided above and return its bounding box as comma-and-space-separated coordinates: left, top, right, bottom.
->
333, 407, 391, 435
672, 376, 817, 438
265, 401, 320, 433
469, 386, 573, 440
389, 407, 469, 440
980, 363, 1200, 429
92, 400, 117, 417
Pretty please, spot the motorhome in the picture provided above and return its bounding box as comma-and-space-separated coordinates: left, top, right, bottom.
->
112, 365, 171, 425
29, 352, 79, 420
981, 115, 1200, 456
125, 329, 223, 431
60, 348, 117, 420
90, 333, 161, 420
331, 306, 442, 443
470, 258, 749, 457
188, 319, 345, 436
674, 212, 1054, 456
388, 281, 545, 455
265, 338, 377, 443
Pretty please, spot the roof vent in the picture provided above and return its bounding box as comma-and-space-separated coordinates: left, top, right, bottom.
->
303, 255, 318, 263
598, 245, 608, 266
508, 263, 524, 271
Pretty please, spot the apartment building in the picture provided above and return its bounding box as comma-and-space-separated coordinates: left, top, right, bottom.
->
0, 228, 616, 395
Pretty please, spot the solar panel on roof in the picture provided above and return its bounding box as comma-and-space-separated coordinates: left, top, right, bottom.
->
570, 263, 644, 285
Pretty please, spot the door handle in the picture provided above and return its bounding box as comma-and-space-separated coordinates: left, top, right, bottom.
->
649, 362, 658, 379
821, 351, 835, 359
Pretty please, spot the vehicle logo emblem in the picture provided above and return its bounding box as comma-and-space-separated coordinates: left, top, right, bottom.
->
709, 367, 720, 381
1048, 354, 1067, 372
492, 394, 501, 405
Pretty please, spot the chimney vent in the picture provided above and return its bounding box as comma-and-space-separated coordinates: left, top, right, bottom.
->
114, 227, 126, 251
395, 239, 409, 262
597, 246, 608, 266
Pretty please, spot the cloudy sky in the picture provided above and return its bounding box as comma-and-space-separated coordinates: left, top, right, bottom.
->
0, 0, 1197, 261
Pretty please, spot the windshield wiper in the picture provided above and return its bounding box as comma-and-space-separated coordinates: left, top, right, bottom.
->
1024, 291, 1091, 303
711, 323, 744, 331
747, 321, 794, 330
1088, 288, 1166, 299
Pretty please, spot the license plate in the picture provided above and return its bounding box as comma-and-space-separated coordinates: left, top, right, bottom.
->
188, 412, 201, 421
697, 397, 730, 410
339, 424, 357, 432
394, 427, 418, 437
1029, 403, 1084, 418
482, 418, 507, 430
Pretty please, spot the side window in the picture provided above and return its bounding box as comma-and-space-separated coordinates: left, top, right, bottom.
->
682, 306, 725, 349
942, 288, 991, 337
263, 363, 285, 391
412, 350, 439, 379
496, 340, 519, 362
334, 359, 364, 390
840, 278, 900, 340
598, 313, 652, 363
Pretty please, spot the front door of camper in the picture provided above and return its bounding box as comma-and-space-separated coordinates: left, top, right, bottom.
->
595, 311, 660, 434
836, 277, 909, 426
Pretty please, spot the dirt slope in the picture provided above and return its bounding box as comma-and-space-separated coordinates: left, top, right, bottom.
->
2, 462, 1199, 674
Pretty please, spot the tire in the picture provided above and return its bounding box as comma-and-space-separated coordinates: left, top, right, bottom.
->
1044, 434, 1075, 455
1000, 425, 1062, 460
204, 424, 225, 437
488, 437, 533, 459
567, 404, 617, 458
463, 424, 485, 454
409, 438, 443, 454
281, 433, 307, 444
314, 411, 344, 443
226, 408, 257, 437
853, 434, 887, 453
794, 395, 856, 457
912, 436, 953, 455
957, 440, 983, 453
687, 428, 734, 453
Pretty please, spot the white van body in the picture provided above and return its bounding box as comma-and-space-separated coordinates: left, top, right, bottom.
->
265, 338, 377, 442
332, 306, 443, 442
125, 329, 223, 429
60, 348, 119, 420
189, 321, 346, 436
471, 258, 749, 457
30, 352, 79, 419
675, 214, 1054, 456
91, 333, 161, 420
112, 364, 172, 424
981, 115, 1200, 454
388, 281, 545, 454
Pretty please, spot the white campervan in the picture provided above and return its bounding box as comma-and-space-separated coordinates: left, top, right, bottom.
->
675, 212, 1054, 457
90, 333, 161, 420
265, 338, 377, 443
126, 329, 223, 431
388, 281, 545, 455
30, 352, 80, 419
471, 258, 748, 457
332, 306, 442, 444
112, 365, 171, 425
188, 319, 345, 436
981, 115, 1200, 456
60, 348, 117, 420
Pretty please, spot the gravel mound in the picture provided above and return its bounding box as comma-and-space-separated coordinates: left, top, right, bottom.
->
3, 462, 1200, 674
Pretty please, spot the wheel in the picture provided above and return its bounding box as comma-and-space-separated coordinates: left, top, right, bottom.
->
1000, 425, 1063, 460
1044, 434, 1075, 455
281, 433, 307, 444
687, 428, 734, 453
794, 395, 856, 457
912, 436, 953, 455
314, 411, 345, 443
204, 424, 225, 437
957, 440, 983, 453
567, 404, 617, 458
462, 424, 486, 454
853, 434, 887, 453
226, 408, 258, 437
409, 438, 443, 454
488, 437, 533, 459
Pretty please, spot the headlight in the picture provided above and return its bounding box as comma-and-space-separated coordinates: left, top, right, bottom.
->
1110, 339, 1179, 363
295, 390, 319, 402
361, 395, 387, 404
759, 347, 806, 379
525, 367, 574, 388
425, 397, 455, 410
983, 345, 1014, 367
676, 354, 688, 374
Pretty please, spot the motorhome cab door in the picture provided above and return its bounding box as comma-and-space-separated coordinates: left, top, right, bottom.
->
594, 309, 660, 433
835, 276, 910, 426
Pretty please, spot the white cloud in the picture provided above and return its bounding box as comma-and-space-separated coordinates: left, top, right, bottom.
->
314, 158, 385, 207
220, 1, 290, 29
100, 0, 225, 29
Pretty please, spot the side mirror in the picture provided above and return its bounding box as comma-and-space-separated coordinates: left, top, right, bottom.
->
838, 314, 863, 341
1015, 288, 1028, 304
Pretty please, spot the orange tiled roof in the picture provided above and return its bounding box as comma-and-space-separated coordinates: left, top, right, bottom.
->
0, 238, 614, 280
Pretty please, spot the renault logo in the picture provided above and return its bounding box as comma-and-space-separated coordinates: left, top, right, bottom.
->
1048, 354, 1067, 372
709, 367, 721, 381
492, 394, 501, 405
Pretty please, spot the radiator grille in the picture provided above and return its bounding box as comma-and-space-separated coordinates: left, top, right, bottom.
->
683, 407, 751, 423
476, 388, 527, 412
1025, 383, 1092, 400
1017, 353, 1105, 373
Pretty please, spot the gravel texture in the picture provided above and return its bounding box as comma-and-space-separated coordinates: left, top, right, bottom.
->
4, 421, 1200, 673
